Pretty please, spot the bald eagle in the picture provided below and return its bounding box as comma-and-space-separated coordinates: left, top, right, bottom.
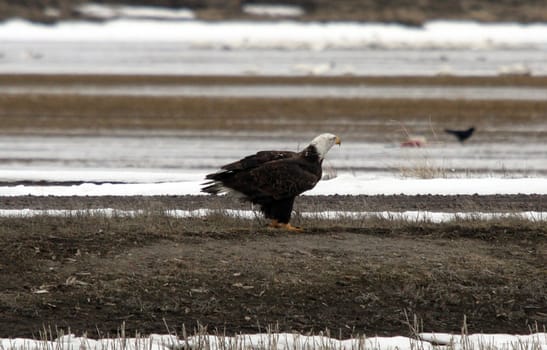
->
201, 133, 341, 232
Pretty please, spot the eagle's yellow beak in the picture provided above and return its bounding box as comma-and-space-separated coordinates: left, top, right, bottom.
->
335, 136, 341, 146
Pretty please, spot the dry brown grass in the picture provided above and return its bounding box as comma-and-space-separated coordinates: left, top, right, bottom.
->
1, 209, 545, 241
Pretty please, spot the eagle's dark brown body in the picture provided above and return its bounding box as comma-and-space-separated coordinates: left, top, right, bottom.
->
202, 133, 341, 231
201, 145, 323, 225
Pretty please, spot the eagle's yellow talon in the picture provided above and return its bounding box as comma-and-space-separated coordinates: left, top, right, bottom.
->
282, 223, 304, 232
268, 221, 303, 232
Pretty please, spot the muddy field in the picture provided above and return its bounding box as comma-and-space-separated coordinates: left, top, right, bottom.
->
0, 194, 545, 339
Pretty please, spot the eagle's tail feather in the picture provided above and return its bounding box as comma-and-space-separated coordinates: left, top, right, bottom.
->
201, 171, 235, 195
201, 176, 247, 199
201, 180, 224, 195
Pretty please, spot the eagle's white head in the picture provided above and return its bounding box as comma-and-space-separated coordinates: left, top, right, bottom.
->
308, 133, 341, 160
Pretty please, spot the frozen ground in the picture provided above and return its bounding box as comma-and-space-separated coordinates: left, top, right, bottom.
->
0, 19, 546, 75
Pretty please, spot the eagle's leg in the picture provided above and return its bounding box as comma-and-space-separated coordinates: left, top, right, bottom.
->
280, 223, 304, 232
268, 220, 303, 232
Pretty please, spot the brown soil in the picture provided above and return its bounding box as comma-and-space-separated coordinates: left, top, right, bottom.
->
0, 194, 545, 339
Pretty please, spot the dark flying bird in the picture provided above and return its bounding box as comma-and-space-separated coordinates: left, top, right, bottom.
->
444, 127, 475, 143
201, 133, 341, 232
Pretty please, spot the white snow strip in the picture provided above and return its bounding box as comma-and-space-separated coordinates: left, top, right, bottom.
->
0, 334, 181, 350
303, 210, 547, 222
76, 3, 195, 20
0, 169, 201, 184
1, 177, 546, 196
308, 175, 547, 196
184, 333, 435, 350
418, 333, 547, 350
0, 208, 544, 222
1, 333, 545, 350
0, 182, 203, 196
1, 19, 547, 49
242, 4, 305, 17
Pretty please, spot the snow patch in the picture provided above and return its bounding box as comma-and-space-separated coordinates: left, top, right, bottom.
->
0, 208, 545, 222
1, 19, 546, 50
242, 4, 305, 17
76, 3, 195, 20
1, 176, 547, 197
0, 333, 545, 350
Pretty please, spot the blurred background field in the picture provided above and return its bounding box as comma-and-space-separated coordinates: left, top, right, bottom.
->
1, 75, 546, 179
1, 2, 546, 201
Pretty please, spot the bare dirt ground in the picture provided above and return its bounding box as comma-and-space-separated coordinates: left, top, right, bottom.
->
0, 195, 545, 339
